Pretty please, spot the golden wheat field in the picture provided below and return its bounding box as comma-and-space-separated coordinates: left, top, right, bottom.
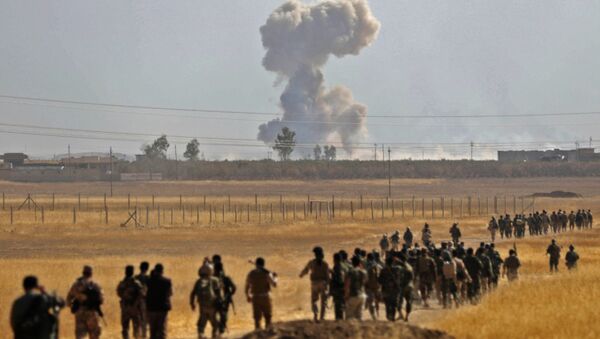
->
0, 178, 598, 338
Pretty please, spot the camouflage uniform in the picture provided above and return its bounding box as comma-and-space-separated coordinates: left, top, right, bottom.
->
415, 252, 436, 307
365, 258, 382, 320
300, 259, 330, 321
117, 276, 145, 339
329, 260, 347, 320
11, 289, 64, 339
378, 260, 400, 321
503, 253, 520, 281
190, 275, 221, 338
396, 260, 414, 320
547, 242, 561, 272
67, 278, 104, 339
344, 265, 367, 320
565, 249, 580, 270
134, 272, 149, 339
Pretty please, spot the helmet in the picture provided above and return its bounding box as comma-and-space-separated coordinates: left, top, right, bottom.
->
199, 263, 214, 276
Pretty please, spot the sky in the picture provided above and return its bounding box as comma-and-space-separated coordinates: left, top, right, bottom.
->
1, 0, 600, 160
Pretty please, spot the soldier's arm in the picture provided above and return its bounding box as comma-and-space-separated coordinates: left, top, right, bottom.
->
189, 281, 197, 308
66, 283, 80, 306
299, 261, 311, 278
245, 274, 251, 300
98, 285, 105, 304
116, 281, 125, 299
227, 277, 237, 296
269, 273, 278, 288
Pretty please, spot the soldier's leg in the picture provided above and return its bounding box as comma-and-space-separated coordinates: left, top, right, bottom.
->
263, 297, 273, 328
333, 296, 344, 320
121, 307, 130, 339
251, 300, 262, 329
366, 291, 376, 320
85, 310, 102, 339
404, 290, 412, 321
218, 303, 228, 334
319, 284, 327, 321
209, 310, 219, 338
75, 311, 88, 339
197, 311, 208, 337
131, 310, 142, 339
310, 283, 319, 321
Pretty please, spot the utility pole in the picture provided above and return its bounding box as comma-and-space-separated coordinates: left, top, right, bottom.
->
109, 147, 113, 197
374, 144, 377, 161
381, 144, 385, 163
174, 144, 179, 180
67, 144, 71, 177
590, 137, 593, 148
470, 141, 474, 161
388, 147, 391, 198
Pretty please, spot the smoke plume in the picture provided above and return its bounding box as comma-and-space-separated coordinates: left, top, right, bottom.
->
257, 0, 380, 154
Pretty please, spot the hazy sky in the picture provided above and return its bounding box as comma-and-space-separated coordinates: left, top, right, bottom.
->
1, 0, 600, 160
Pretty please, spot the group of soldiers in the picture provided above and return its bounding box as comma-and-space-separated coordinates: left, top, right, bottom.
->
9, 256, 273, 339
10, 220, 585, 339
488, 209, 593, 241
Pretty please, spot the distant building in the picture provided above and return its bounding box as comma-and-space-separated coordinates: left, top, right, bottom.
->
497, 148, 599, 162
61, 155, 113, 172
0, 153, 28, 167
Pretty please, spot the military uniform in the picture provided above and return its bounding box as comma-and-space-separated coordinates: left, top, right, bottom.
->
547, 243, 561, 272
365, 259, 381, 320
134, 272, 149, 339
566, 250, 580, 270
11, 290, 64, 339
329, 261, 347, 320
416, 254, 436, 307
216, 272, 236, 334
396, 260, 414, 320
245, 267, 277, 329
117, 277, 145, 339
463, 254, 483, 303
503, 254, 520, 281
190, 276, 221, 338
378, 263, 400, 321
67, 278, 104, 339
300, 259, 330, 321
344, 266, 367, 320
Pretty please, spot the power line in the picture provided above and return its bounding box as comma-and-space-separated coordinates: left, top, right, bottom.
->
3, 94, 600, 121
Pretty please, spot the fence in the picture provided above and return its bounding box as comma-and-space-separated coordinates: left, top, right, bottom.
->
0, 192, 540, 228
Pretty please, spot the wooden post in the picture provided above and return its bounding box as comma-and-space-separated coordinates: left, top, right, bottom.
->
270, 203, 273, 222
421, 198, 425, 217
412, 196, 416, 216
127, 194, 131, 209
146, 206, 149, 224
72, 207, 76, 224
513, 196, 517, 214
392, 200, 395, 217
468, 196, 472, 216
157, 206, 160, 226
197, 206, 200, 224
10, 206, 13, 224
381, 200, 384, 219
441, 197, 445, 218
34, 205, 37, 222
255, 194, 258, 211
52, 193, 55, 211
105, 206, 109, 225
370, 201, 374, 220
182, 206, 185, 223
41, 207, 44, 224
332, 195, 335, 218
78, 193, 81, 210
103, 193, 107, 208
222, 205, 225, 224
247, 204, 251, 223
350, 201, 354, 219
327, 203, 331, 221
431, 199, 434, 218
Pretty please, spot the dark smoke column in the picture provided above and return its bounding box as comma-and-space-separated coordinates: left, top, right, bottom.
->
257, 0, 380, 155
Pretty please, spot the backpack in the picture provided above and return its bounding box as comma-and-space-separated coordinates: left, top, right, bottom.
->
442, 261, 456, 279
82, 284, 102, 310
347, 269, 365, 297
121, 279, 141, 305
196, 278, 216, 305
16, 295, 45, 337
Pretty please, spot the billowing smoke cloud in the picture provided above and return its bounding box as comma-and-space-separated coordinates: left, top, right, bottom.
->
258, 0, 380, 154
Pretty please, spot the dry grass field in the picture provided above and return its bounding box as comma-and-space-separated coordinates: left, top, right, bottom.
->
0, 177, 598, 338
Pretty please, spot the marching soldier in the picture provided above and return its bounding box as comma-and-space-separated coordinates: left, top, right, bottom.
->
488, 217, 498, 242
379, 234, 390, 255
135, 262, 150, 339
329, 252, 347, 320
378, 256, 400, 321
146, 264, 172, 339
190, 261, 221, 339
449, 223, 462, 245
67, 266, 104, 339
299, 247, 330, 322
117, 265, 145, 339
415, 248, 436, 308
365, 252, 382, 320
11, 275, 65, 339
344, 256, 367, 320
502, 250, 521, 282
403, 227, 414, 248
214, 261, 236, 335
421, 223, 432, 247
245, 257, 277, 330
546, 239, 561, 273
565, 245, 580, 270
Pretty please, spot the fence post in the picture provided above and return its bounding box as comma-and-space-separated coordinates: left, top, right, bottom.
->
451, 198, 454, 218
52, 193, 55, 211
431, 199, 434, 218
370, 201, 374, 220
197, 206, 200, 224
350, 201, 354, 219
270, 203, 273, 222
255, 194, 258, 211
222, 205, 225, 224
105, 205, 109, 225
146, 207, 149, 225
41, 207, 44, 224
10, 206, 13, 224
381, 200, 384, 219
421, 198, 425, 217
128, 194, 131, 209
209, 207, 212, 224
182, 206, 185, 223
513, 196, 517, 214
332, 195, 335, 218
72, 207, 76, 224
247, 204, 250, 223
468, 196, 472, 216
78, 193, 81, 210
392, 200, 395, 217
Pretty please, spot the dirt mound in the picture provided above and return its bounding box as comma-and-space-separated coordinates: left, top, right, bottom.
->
239, 320, 453, 339
531, 191, 582, 198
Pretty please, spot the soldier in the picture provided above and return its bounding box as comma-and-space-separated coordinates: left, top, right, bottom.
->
403, 227, 414, 248
541, 211, 550, 234
190, 261, 221, 339
550, 211, 559, 234
344, 256, 367, 320
546, 239, 561, 273
146, 264, 172, 339
449, 223, 461, 245
587, 210, 593, 228
575, 210, 583, 230
488, 217, 498, 242
560, 211, 568, 233
568, 211, 576, 231
213, 261, 236, 335
378, 256, 400, 321
135, 262, 150, 339
329, 253, 347, 320
365, 252, 381, 320
396, 254, 414, 321
421, 223, 432, 248
463, 248, 483, 304
415, 248, 436, 308
390, 231, 401, 251
11, 275, 65, 339
476, 248, 493, 293
498, 216, 506, 239
245, 257, 277, 330
565, 245, 580, 270
67, 266, 104, 339
117, 265, 145, 339
379, 234, 390, 255
440, 252, 459, 309
453, 249, 470, 303
299, 246, 330, 322
502, 250, 520, 282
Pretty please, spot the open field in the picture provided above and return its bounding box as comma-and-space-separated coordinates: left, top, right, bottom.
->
0, 178, 598, 338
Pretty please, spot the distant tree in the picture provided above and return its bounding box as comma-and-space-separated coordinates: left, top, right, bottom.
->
273, 127, 296, 161
313, 144, 322, 160
184, 139, 200, 161
142, 135, 169, 159
324, 145, 337, 161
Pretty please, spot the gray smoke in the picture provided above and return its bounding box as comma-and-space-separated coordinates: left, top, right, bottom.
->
257, 0, 380, 154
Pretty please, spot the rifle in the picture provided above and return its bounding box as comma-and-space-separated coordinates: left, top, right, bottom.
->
513, 242, 518, 256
